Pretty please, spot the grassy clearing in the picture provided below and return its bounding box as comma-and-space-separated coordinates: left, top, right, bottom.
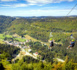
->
24, 35, 38, 42
0, 34, 5, 39
14, 38, 26, 42
0, 33, 26, 42
0, 34, 13, 39
0, 39, 5, 44
13, 33, 21, 38
0, 34, 12, 44
5, 35, 12, 38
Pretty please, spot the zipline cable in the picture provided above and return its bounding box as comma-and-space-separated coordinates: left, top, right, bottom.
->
66, 3, 77, 16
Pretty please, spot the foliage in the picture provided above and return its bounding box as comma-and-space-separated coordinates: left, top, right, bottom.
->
14, 37, 26, 42
1, 56, 77, 70
0, 16, 15, 33
27, 41, 77, 63
0, 44, 20, 60
0, 16, 77, 70
7, 17, 77, 42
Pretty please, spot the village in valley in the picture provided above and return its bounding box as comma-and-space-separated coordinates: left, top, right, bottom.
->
0, 33, 42, 62
0, 32, 66, 63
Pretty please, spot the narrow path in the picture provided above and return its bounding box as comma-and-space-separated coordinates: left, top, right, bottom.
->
53, 58, 65, 62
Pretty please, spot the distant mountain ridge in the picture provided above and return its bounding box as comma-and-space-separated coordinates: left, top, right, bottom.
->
14, 15, 77, 19
0, 15, 77, 19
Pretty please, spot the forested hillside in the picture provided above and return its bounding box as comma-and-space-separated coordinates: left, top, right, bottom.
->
7, 17, 77, 42
0, 16, 77, 70
0, 44, 20, 60
0, 16, 15, 33
0, 43, 77, 70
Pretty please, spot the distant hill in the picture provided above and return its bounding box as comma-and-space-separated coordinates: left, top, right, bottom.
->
0, 15, 15, 33
0, 15, 77, 70
0, 15, 77, 42
7, 16, 77, 42
14, 15, 77, 19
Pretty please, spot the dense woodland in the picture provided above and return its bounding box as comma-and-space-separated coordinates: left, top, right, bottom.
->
27, 40, 77, 63
8, 17, 77, 42
0, 43, 77, 70
0, 16, 77, 42
0, 44, 20, 60
0, 16, 77, 70
0, 16, 15, 33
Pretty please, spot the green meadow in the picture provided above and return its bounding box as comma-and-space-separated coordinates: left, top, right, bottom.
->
0, 34, 5, 39
14, 38, 26, 42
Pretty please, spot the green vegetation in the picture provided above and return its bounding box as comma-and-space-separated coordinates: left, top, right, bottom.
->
14, 38, 26, 42
0, 53, 77, 70
52, 32, 69, 42
0, 34, 5, 39
0, 44, 20, 60
0, 34, 13, 39
0, 16, 15, 33
0, 42, 77, 70
0, 39, 5, 44
0, 33, 26, 42
5, 35, 12, 38
27, 40, 77, 62
25, 35, 38, 42
6, 17, 77, 43
25, 35, 49, 46
0, 16, 77, 43
0, 16, 77, 70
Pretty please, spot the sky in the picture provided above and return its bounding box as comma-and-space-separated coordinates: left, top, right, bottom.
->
0, 0, 77, 16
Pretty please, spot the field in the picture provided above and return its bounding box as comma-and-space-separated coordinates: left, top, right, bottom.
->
0, 34, 5, 39
14, 38, 26, 42
0, 39, 5, 44
5, 35, 12, 38
0, 33, 26, 42
25, 35, 39, 42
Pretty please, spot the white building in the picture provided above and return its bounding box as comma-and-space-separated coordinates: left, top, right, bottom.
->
33, 52, 38, 57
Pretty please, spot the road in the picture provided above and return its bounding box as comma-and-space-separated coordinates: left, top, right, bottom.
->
12, 47, 37, 62
53, 58, 65, 62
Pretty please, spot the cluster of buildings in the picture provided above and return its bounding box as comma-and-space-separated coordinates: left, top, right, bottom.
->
4, 40, 30, 49
3, 39, 42, 59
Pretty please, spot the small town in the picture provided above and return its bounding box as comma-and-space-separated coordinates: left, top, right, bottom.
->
3, 37, 42, 62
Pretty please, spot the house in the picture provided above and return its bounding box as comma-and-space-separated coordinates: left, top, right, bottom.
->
28, 49, 32, 52
33, 52, 38, 57
26, 40, 29, 43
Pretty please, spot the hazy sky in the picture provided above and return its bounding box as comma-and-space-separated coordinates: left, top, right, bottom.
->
0, 0, 77, 16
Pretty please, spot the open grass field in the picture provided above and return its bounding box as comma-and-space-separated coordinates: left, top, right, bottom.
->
5, 35, 12, 38
25, 35, 38, 42
0, 34, 5, 39
0, 39, 5, 44
0, 33, 26, 42
13, 33, 21, 38
14, 38, 26, 42
0, 34, 13, 39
